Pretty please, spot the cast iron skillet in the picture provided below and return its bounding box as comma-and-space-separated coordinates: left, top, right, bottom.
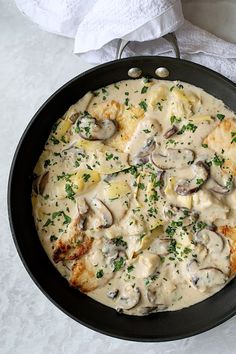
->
8, 41, 236, 342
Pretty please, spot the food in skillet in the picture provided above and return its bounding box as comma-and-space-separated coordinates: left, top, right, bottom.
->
32, 78, 236, 316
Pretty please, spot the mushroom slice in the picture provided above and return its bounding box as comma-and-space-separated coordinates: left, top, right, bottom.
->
187, 260, 227, 292
77, 114, 116, 140
33, 172, 49, 195
107, 289, 119, 299
90, 198, 113, 228
163, 125, 178, 139
116, 285, 141, 311
129, 137, 155, 165
193, 229, 225, 254
139, 305, 167, 315
175, 161, 209, 195
207, 175, 233, 195
151, 148, 194, 170
77, 198, 89, 230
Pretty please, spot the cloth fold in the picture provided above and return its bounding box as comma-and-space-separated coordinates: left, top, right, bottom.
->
15, 0, 236, 82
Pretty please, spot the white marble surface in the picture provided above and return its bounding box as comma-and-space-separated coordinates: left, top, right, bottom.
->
1, 1, 236, 353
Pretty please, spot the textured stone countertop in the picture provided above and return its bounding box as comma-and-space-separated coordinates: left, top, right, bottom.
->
1, 1, 236, 353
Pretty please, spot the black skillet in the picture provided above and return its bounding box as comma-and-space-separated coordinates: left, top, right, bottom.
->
8, 33, 236, 342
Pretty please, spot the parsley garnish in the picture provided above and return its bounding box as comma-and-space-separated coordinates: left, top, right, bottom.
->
231, 132, 236, 144
50, 135, 60, 145
139, 100, 148, 112
113, 257, 125, 272
65, 183, 75, 200
216, 113, 225, 121
141, 86, 148, 94
82, 173, 91, 182
177, 123, 197, 135
96, 269, 104, 278
170, 115, 181, 125
112, 237, 127, 249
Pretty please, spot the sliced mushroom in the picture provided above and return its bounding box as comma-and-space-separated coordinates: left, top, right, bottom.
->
151, 148, 195, 170
129, 137, 155, 165
90, 199, 113, 228
146, 286, 168, 309
33, 172, 49, 195
107, 289, 119, 299
164, 125, 178, 139
77, 114, 116, 140
77, 198, 89, 230
164, 205, 198, 227
139, 305, 167, 315
116, 285, 141, 311
207, 175, 233, 195
175, 161, 209, 195
187, 260, 227, 292
193, 228, 225, 254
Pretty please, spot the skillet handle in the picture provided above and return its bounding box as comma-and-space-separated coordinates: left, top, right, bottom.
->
116, 32, 180, 60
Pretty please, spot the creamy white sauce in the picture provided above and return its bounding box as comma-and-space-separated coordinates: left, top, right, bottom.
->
32, 78, 236, 316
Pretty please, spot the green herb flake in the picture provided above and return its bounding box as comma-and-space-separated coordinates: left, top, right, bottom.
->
124, 97, 129, 106
170, 115, 181, 125
231, 132, 236, 144
96, 269, 104, 278
82, 173, 91, 182
216, 113, 225, 121
196, 178, 204, 185
113, 257, 125, 272
141, 86, 148, 94
112, 237, 127, 249
177, 123, 197, 135
127, 265, 134, 273
50, 235, 58, 242
50, 135, 60, 145
212, 153, 225, 167
143, 129, 151, 134
44, 159, 51, 168
139, 100, 148, 112
65, 183, 75, 200
202, 143, 208, 148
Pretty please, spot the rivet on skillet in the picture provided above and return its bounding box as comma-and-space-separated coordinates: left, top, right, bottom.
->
128, 68, 142, 78
155, 67, 169, 78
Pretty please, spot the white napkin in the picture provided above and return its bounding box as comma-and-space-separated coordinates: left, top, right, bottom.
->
15, 0, 236, 82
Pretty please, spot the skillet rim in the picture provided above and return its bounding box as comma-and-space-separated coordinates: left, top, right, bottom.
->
7, 56, 236, 342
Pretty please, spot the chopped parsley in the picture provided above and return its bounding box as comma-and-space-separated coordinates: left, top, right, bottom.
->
113, 257, 125, 272
170, 115, 181, 125
50, 235, 58, 242
52, 211, 71, 224
65, 183, 76, 200
139, 100, 148, 112
212, 153, 225, 167
177, 123, 197, 135
44, 159, 51, 168
112, 237, 127, 249
156, 102, 163, 111
196, 178, 204, 185
124, 97, 129, 106
50, 135, 60, 145
216, 113, 225, 121
141, 86, 148, 94
231, 132, 236, 144
143, 129, 151, 134
127, 265, 134, 273
202, 143, 208, 148
96, 269, 104, 278
82, 173, 91, 182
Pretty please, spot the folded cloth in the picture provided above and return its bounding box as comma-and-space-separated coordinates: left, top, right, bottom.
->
15, 0, 236, 82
